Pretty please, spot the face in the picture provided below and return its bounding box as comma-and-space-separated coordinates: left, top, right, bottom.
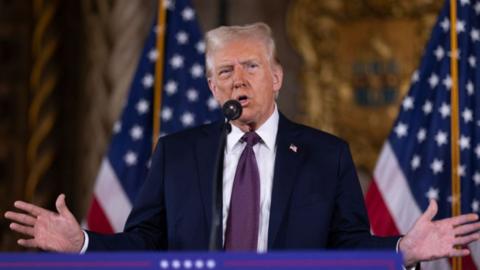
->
207, 38, 283, 131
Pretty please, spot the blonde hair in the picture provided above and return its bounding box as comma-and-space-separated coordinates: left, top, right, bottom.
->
204, 22, 279, 77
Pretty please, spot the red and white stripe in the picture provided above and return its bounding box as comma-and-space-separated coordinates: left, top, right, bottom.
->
366, 143, 479, 270
86, 159, 132, 233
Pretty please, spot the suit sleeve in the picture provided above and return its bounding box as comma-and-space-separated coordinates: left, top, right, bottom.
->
86, 139, 168, 251
327, 142, 399, 249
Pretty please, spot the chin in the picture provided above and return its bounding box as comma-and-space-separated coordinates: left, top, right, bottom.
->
238, 112, 255, 122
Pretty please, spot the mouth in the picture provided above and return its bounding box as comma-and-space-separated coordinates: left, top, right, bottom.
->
237, 95, 249, 106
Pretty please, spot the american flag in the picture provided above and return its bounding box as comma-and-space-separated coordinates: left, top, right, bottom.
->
366, 0, 480, 269
86, 0, 221, 234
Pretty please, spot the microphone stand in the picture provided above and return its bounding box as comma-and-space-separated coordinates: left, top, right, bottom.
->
209, 99, 240, 251
208, 120, 231, 250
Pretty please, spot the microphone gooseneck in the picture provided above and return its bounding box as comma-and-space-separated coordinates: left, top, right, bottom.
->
222, 99, 242, 121
209, 99, 242, 250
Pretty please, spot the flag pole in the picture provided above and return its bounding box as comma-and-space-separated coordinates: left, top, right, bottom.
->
153, 0, 168, 150
449, 0, 461, 269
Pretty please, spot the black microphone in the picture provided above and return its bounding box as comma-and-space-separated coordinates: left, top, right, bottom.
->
209, 99, 242, 250
222, 99, 242, 121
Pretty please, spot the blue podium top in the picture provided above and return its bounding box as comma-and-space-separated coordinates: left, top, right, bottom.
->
0, 251, 402, 270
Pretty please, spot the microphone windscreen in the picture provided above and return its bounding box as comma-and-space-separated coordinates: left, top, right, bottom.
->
222, 100, 242, 121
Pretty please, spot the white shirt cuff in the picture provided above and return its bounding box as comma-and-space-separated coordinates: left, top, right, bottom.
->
79, 230, 89, 254
395, 237, 401, 252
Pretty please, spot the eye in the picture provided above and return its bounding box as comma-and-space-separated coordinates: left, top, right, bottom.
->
247, 63, 258, 70
218, 68, 232, 78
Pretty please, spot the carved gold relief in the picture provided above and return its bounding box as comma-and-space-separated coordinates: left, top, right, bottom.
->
287, 0, 442, 174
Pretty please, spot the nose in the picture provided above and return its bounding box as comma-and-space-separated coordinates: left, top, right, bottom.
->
233, 80, 247, 89
232, 65, 247, 89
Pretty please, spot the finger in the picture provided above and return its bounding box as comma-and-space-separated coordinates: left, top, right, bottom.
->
448, 248, 470, 257
17, 238, 38, 249
9, 223, 34, 237
55, 194, 74, 219
4, 211, 37, 226
450, 214, 480, 226
420, 200, 438, 221
453, 233, 480, 246
14, 201, 50, 217
454, 221, 480, 236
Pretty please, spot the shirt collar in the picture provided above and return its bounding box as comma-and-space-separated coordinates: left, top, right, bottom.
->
226, 105, 279, 152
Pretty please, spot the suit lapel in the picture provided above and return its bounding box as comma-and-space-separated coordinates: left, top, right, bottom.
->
194, 115, 305, 249
194, 122, 223, 247
268, 114, 305, 249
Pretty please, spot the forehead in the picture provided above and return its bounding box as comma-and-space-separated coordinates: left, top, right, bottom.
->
211, 38, 269, 65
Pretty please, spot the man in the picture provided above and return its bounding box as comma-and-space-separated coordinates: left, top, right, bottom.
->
4, 23, 480, 267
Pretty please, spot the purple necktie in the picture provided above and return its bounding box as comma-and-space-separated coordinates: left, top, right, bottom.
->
225, 132, 261, 250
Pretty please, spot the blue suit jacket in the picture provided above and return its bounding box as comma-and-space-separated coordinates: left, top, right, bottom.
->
87, 113, 399, 250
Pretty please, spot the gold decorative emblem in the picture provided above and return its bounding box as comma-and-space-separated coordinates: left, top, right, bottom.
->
287, 0, 442, 175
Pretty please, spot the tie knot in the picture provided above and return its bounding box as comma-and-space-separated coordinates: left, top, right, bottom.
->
241, 132, 261, 147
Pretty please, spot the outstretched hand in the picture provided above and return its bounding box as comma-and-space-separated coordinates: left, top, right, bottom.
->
4, 194, 84, 253
400, 200, 480, 267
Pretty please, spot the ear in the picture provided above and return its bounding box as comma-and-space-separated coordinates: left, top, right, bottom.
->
207, 77, 217, 97
272, 64, 283, 93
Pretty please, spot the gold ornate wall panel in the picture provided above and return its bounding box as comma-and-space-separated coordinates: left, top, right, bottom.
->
288, 0, 443, 174
0, 0, 155, 251
0, 0, 31, 251
26, 0, 61, 206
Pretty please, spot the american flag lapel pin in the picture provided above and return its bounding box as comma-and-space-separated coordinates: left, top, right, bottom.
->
289, 144, 298, 153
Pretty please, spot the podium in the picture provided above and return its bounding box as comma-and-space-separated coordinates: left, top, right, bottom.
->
0, 251, 402, 269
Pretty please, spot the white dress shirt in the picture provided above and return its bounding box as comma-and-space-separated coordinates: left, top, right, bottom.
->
222, 107, 279, 252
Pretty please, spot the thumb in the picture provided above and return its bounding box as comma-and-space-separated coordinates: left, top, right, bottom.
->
421, 199, 438, 221
56, 194, 74, 219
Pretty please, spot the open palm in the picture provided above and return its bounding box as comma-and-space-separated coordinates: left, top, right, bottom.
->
4, 194, 84, 252
400, 200, 480, 266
